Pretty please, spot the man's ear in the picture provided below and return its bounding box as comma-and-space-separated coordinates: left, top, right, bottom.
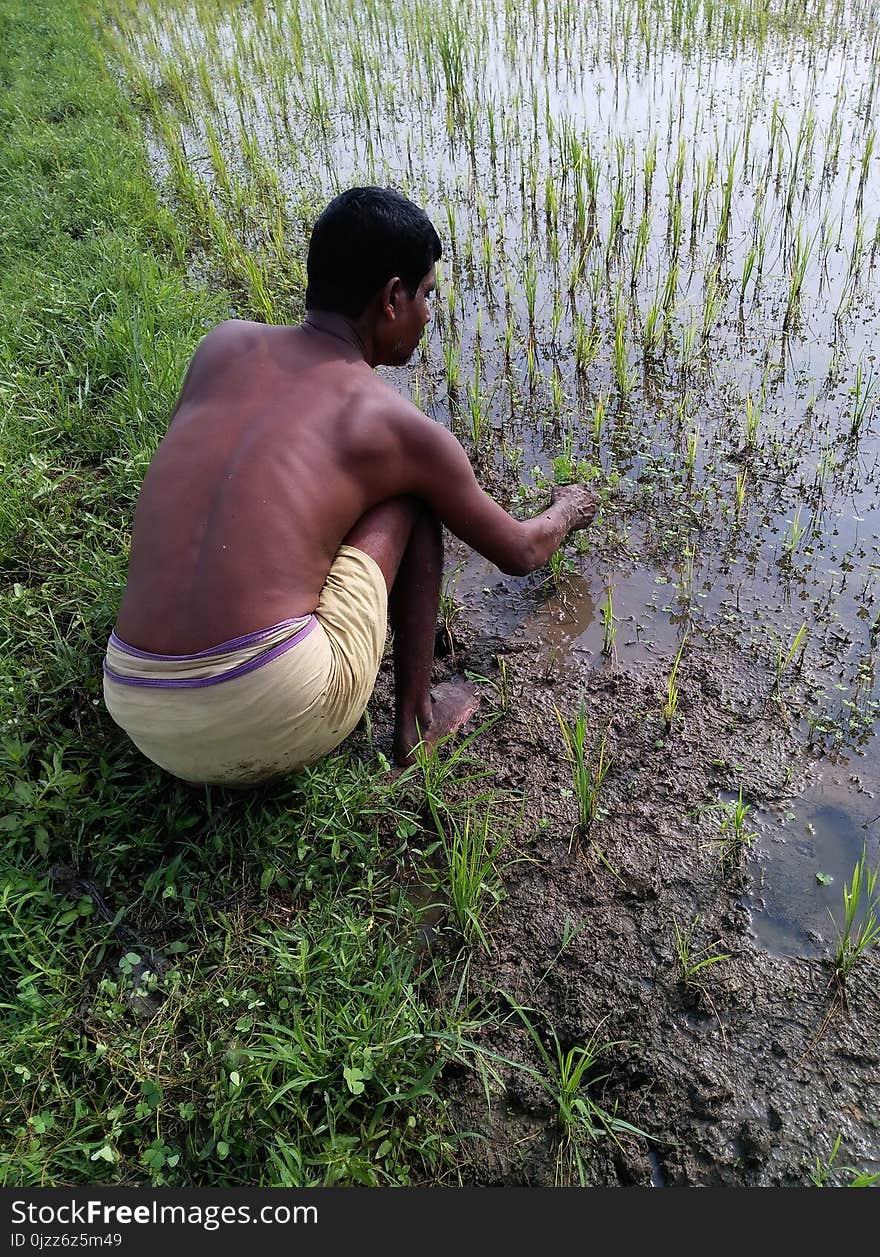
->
380, 276, 402, 319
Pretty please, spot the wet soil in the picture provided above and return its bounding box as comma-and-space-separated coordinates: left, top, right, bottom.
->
362, 543, 880, 1188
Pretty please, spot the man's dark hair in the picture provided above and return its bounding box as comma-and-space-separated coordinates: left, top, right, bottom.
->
305, 186, 442, 319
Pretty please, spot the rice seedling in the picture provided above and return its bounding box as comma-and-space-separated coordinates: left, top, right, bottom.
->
467, 655, 516, 717
808, 1133, 880, 1188
774, 620, 809, 698
662, 635, 688, 734
442, 335, 461, 398
678, 318, 700, 370
612, 296, 636, 398
574, 314, 600, 374
523, 250, 538, 327
715, 146, 737, 254
849, 358, 877, 437
438, 565, 465, 665
503, 998, 648, 1186
743, 390, 761, 446
433, 799, 512, 952
592, 389, 607, 445
712, 787, 758, 870
14, 0, 880, 1190
672, 915, 731, 987
781, 223, 816, 334
643, 299, 664, 354
739, 243, 757, 306
465, 377, 492, 458
555, 705, 611, 833
546, 547, 573, 596
829, 845, 880, 984
685, 419, 700, 482
599, 586, 616, 657
784, 506, 808, 561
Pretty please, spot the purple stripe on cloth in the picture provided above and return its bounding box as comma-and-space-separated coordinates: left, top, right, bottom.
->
109, 616, 314, 662
103, 616, 318, 688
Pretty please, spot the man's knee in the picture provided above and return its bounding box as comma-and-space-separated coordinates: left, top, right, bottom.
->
342, 497, 425, 589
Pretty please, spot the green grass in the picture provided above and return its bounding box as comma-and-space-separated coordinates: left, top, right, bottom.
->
0, 0, 488, 1187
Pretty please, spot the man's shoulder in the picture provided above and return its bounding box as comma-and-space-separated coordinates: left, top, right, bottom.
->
198, 318, 266, 355
357, 372, 432, 425
361, 386, 446, 454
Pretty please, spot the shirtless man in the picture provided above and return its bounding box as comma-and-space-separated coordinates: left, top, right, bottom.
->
103, 187, 598, 785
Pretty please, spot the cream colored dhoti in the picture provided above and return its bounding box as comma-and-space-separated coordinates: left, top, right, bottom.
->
102, 545, 387, 785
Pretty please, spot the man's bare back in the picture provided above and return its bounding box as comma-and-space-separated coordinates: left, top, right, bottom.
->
115, 316, 596, 655
115, 319, 416, 651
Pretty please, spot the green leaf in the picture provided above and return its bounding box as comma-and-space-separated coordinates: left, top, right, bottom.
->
816, 872, 833, 886
343, 1065, 370, 1095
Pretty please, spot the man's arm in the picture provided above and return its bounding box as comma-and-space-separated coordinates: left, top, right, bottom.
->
400, 416, 598, 576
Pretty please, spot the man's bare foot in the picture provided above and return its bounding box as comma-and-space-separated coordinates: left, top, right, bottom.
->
393, 679, 481, 766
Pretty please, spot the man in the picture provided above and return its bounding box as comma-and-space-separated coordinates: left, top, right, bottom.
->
103, 187, 598, 785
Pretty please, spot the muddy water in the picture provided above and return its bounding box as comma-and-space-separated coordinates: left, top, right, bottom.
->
452, 534, 879, 955
117, 0, 880, 952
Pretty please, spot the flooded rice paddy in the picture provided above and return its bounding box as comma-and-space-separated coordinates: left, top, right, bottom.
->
102, 0, 880, 954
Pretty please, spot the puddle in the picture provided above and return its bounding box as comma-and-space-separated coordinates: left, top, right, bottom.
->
746, 764, 880, 957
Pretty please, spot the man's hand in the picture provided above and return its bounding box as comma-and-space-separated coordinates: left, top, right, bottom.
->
550, 483, 600, 533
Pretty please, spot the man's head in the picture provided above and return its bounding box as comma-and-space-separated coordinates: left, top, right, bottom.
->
305, 186, 441, 364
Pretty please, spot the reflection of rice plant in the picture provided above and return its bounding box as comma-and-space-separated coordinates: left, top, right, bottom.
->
555, 705, 611, 831
830, 845, 880, 984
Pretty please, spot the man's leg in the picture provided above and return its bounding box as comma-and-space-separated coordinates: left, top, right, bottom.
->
342, 497, 479, 765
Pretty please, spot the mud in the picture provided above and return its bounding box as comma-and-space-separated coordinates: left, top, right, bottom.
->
361, 542, 880, 1188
